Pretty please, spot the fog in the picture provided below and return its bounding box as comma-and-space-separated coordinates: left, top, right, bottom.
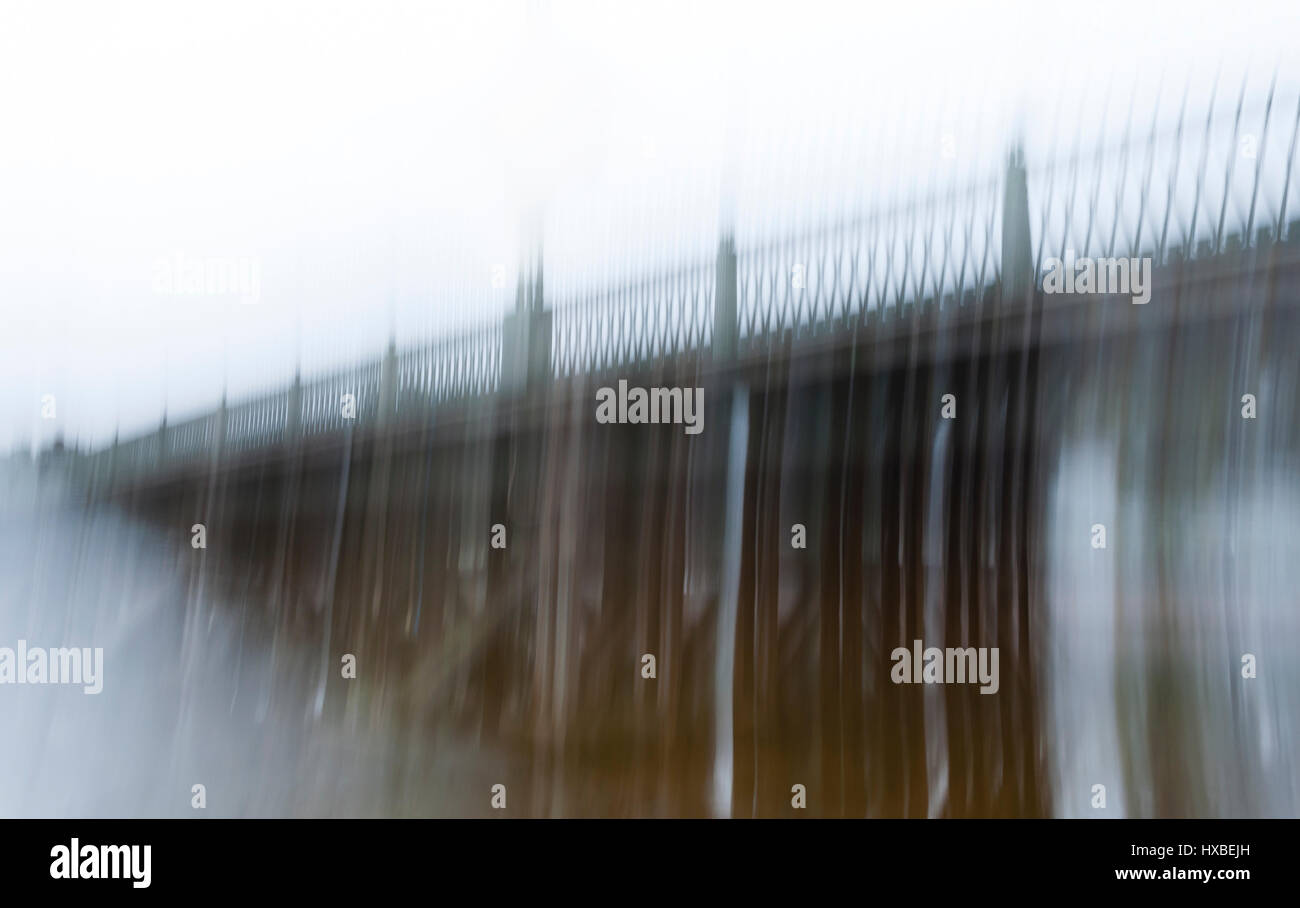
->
3, 0, 1297, 451
2, 0, 1300, 821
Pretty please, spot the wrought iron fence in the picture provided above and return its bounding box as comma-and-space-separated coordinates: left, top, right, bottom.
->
551, 258, 715, 377
86, 84, 1300, 486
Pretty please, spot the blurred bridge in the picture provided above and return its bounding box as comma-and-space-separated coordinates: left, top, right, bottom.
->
68, 88, 1300, 818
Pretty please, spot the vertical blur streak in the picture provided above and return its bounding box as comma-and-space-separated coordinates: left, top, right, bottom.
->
5, 78, 1300, 819
1040, 254, 1299, 817
711, 385, 749, 817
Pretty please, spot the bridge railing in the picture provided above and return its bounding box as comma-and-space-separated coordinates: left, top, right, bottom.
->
1032, 90, 1300, 269
736, 177, 1005, 343
551, 258, 715, 377
397, 320, 502, 404
85, 85, 1300, 488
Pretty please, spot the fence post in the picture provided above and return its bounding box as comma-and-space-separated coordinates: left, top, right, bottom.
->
286, 371, 303, 443
1001, 147, 1034, 307
105, 430, 119, 497
155, 412, 168, 470
713, 234, 738, 361
212, 393, 227, 467
378, 340, 398, 428
501, 261, 553, 393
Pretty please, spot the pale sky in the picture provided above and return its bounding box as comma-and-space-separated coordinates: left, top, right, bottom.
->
1, 0, 1297, 450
